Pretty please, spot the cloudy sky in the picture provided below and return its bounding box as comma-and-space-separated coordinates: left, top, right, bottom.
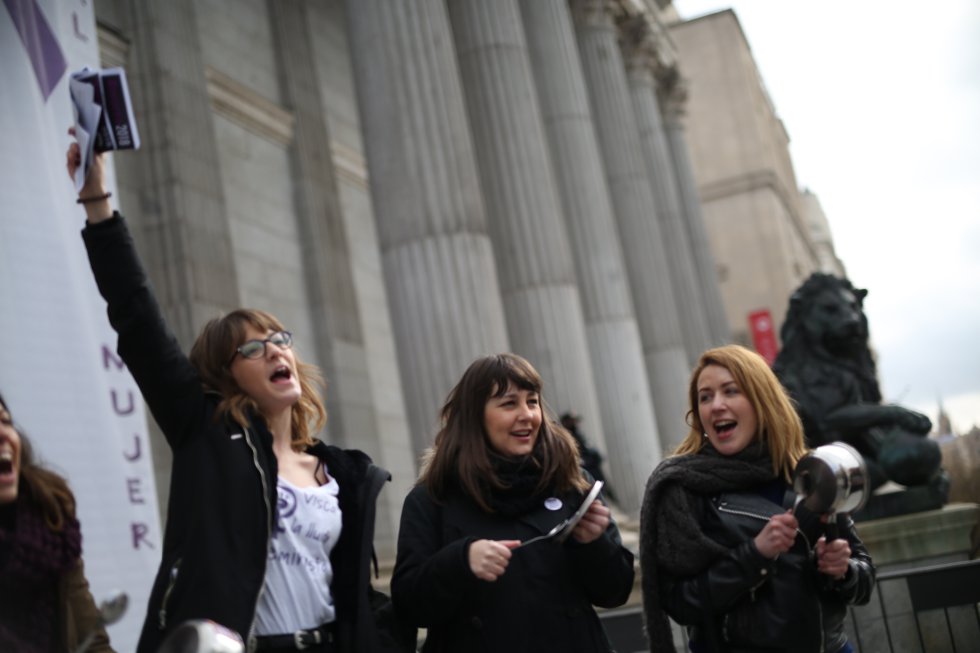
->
672, 0, 980, 433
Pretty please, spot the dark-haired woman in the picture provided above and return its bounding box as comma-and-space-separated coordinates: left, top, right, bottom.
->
67, 140, 395, 652
640, 345, 875, 653
391, 353, 634, 653
0, 393, 115, 652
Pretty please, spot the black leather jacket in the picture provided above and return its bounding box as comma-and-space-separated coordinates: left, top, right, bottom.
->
661, 489, 875, 653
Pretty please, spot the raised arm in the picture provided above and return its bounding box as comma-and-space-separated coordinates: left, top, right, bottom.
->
67, 139, 207, 446
67, 134, 113, 225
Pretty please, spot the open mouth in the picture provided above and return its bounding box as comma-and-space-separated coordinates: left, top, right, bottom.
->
0, 452, 14, 475
713, 421, 736, 437
270, 365, 293, 383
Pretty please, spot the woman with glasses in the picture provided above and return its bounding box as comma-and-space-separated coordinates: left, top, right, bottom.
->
391, 353, 634, 653
67, 140, 401, 653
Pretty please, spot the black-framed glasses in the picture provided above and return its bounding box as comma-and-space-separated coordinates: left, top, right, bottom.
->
229, 331, 293, 364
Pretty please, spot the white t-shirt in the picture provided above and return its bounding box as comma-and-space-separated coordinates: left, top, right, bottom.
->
253, 473, 343, 634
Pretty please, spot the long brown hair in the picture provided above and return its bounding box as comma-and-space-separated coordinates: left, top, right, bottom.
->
675, 345, 807, 481
189, 309, 326, 449
419, 353, 589, 512
1, 395, 75, 531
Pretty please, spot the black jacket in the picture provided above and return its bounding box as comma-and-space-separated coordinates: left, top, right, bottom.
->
82, 215, 390, 653
391, 483, 634, 653
661, 489, 874, 653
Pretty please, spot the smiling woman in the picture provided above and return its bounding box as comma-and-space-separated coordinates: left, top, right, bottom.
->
482, 382, 542, 458
0, 393, 115, 651
639, 345, 876, 653
390, 353, 635, 653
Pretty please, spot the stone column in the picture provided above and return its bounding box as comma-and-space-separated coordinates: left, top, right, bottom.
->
622, 19, 713, 363
122, 2, 241, 338
344, 0, 511, 456
573, 0, 691, 449
447, 0, 607, 448
662, 77, 732, 345
519, 0, 663, 513
119, 0, 242, 516
271, 1, 405, 553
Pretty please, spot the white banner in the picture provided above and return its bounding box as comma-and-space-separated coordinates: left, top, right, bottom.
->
0, 1, 159, 650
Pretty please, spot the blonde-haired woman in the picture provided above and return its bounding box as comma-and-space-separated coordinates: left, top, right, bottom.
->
640, 345, 874, 653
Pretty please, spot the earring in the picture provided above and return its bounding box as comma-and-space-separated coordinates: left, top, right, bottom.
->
702, 432, 708, 439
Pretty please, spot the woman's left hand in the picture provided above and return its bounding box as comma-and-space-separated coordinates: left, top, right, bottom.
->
816, 535, 851, 580
570, 500, 609, 545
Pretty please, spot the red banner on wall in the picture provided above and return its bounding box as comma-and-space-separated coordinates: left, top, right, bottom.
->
748, 309, 779, 365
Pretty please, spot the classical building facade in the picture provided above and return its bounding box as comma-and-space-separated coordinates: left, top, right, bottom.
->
92, 0, 731, 555
667, 9, 846, 346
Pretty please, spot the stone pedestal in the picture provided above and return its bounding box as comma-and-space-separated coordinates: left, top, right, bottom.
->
848, 503, 980, 653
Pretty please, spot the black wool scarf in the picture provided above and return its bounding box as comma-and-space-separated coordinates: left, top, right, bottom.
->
0, 494, 82, 651
485, 453, 549, 517
639, 442, 777, 653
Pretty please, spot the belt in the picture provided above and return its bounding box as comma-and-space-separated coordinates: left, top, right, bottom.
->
250, 622, 335, 651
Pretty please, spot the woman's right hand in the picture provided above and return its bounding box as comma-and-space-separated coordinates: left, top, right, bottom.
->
67, 128, 113, 223
753, 511, 798, 559
468, 539, 520, 582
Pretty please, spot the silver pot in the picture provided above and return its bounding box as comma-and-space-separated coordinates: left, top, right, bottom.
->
793, 442, 869, 516
156, 620, 244, 653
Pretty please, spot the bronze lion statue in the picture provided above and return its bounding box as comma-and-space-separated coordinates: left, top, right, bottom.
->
773, 274, 944, 500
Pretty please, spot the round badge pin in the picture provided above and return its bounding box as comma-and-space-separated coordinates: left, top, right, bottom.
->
544, 497, 562, 511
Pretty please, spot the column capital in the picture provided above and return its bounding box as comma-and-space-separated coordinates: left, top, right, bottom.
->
659, 69, 689, 123
570, 0, 618, 29
617, 14, 678, 84
618, 15, 656, 72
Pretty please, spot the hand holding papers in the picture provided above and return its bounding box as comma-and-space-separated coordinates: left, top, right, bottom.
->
69, 67, 140, 191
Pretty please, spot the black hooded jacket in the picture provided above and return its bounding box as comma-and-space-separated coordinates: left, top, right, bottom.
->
83, 215, 390, 653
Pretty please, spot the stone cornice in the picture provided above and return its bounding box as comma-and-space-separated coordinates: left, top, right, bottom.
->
204, 66, 295, 146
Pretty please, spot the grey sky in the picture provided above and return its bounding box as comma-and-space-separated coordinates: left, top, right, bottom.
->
672, 0, 980, 431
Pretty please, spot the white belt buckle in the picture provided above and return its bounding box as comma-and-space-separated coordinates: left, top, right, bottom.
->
294, 629, 321, 650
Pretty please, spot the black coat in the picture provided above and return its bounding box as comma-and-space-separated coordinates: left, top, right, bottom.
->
660, 489, 874, 653
391, 483, 635, 653
82, 215, 391, 653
